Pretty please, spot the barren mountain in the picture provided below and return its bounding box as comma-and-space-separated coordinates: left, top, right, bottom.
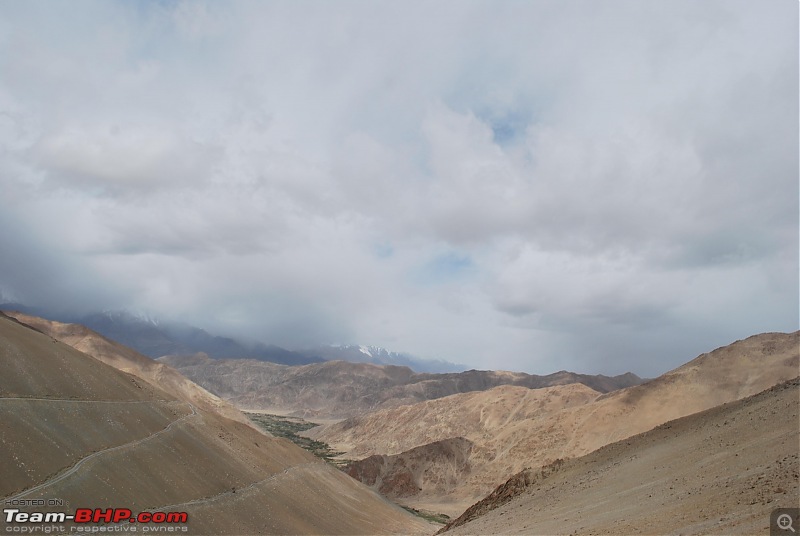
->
314, 383, 603, 515
301, 344, 465, 373
76, 310, 322, 365
442, 377, 800, 535
311, 331, 799, 515
346, 437, 475, 499
159, 352, 642, 419
0, 304, 321, 364
4, 311, 249, 425
0, 312, 431, 535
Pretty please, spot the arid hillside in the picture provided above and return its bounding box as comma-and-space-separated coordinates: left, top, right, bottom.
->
0, 312, 432, 535
311, 331, 799, 516
442, 378, 800, 535
4, 311, 250, 425
159, 352, 642, 419
312, 383, 602, 516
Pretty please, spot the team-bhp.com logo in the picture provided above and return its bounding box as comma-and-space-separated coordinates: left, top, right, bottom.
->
5, 507, 187, 526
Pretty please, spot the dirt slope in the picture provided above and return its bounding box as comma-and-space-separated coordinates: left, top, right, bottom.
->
5, 311, 250, 426
346, 437, 475, 499
311, 383, 602, 458
312, 331, 799, 515
311, 383, 601, 515
443, 378, 800, 535
0, 313, 432, 535
159, 352, 642, 419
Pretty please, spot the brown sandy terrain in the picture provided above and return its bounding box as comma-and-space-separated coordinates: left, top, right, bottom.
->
5, 311, 250, 425
311, 331, 799, 515
159, 352, 642, 419
313, 383, 602, 458
317, 383, 601, 516
0, 312, 432, 535
443, 378, 800, 535
346, 437, 475, 499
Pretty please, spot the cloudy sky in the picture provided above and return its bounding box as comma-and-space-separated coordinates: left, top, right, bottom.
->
0, 1, 796, 376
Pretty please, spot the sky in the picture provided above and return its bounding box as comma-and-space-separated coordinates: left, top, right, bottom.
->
0, 1, 797, 377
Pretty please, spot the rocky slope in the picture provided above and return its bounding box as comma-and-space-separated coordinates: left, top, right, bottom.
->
346, 437, 475, 499
311, 331, 799, 515
159, 352, 642, 419
443, 378, 800, 535
0, 312, 431, 535
312, 382, 604, 515
5, 311, 250, 425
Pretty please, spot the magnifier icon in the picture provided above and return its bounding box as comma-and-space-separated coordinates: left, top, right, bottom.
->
778, 514, 796, 532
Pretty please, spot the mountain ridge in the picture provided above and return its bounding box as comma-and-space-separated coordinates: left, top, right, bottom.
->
442, 377, 800, 535
0, 303, 465, 370
0, 311, 432, 535
309, 330, 799, 515
159, 352, 643, 419
301, 344, 466, 373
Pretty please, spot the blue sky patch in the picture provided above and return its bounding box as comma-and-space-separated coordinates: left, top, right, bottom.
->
414, 252, 475, 285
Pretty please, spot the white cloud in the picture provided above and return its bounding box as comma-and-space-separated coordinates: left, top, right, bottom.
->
37, 124, 217, 196
0, 0, 796, 376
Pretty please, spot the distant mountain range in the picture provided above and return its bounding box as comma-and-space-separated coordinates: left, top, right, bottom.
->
300, 344, 465, 373
158, 353, 645, 419
4, 307, 795, 534
309, 330, 800, 516
0, 310, 430, 535
0, 304, 463, 371
1, 304, 319, 365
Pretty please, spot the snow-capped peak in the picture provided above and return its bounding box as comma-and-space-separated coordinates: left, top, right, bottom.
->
101, 309, 160, 326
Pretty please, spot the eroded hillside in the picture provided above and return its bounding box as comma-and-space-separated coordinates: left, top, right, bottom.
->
443, 378, 800, 535
159, 352, 642, 419
311, 331, 799, 516
0, 313, 432, 535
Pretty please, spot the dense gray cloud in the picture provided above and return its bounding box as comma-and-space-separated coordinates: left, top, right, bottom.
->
0, 0, 796, 376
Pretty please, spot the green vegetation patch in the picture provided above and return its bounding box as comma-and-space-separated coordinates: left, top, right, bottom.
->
400, 506, 450, 525
245, 412, 349, 466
